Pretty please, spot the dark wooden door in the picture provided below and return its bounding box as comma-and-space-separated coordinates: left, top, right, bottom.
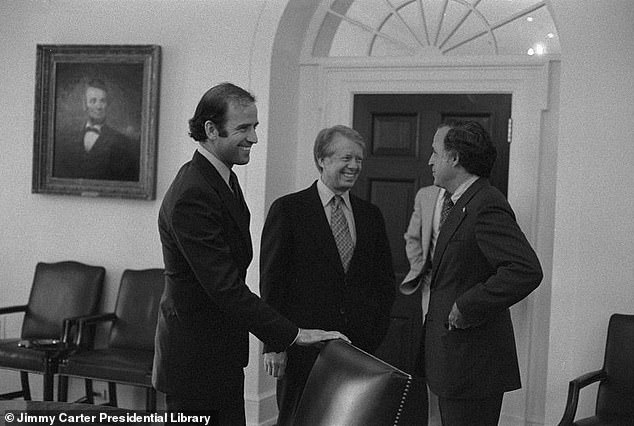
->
352, 93, 511, 373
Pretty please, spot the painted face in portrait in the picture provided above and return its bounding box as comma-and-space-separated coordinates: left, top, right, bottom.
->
84, 86, 108, 125
319, 134, 364, 194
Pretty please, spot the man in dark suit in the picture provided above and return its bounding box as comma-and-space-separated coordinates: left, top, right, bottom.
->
423, 121, 543, 425
53, 79, 140, 181
153, 83, 347, 425
260, 125, 396, 425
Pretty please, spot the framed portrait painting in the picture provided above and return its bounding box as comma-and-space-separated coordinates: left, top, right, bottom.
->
32, 44, 161, 199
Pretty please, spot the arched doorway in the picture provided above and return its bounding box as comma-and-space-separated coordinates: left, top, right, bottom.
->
266, 1, 559, 424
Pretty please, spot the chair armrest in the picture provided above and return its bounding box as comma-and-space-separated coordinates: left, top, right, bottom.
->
74, 313, 117, 348
0, 305, 28, 315
61, 313, 112, 344
557, 369, 607, 426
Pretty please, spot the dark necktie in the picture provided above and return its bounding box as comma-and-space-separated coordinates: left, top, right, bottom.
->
229, 172, 247, 213
430, 191, 455, 272
440, 191, 454, 228
84, 126, 100, 135
330, 195, 354, 272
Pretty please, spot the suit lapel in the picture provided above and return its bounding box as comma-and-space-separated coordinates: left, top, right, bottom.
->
191, 152, 252, 255
349, 194, 370, 272
431, 178, 487, 284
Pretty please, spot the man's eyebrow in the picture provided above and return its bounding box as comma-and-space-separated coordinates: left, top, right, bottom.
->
237, 121, 258, 129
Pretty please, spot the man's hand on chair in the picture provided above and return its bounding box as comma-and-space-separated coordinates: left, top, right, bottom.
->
296, 329, 350, 346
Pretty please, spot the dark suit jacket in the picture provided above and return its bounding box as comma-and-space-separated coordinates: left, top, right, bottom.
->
425, 178, 542, 399
53, 123, 140, 181
153, 151, 298, 402
260, 181, 395, 359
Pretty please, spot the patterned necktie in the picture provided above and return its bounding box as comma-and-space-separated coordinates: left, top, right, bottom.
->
440, 191, 454, 228
330, 195, 354, 272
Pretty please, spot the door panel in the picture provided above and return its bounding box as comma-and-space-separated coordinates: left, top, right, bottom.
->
372, 113, 418, 156
353, 93, 511, 373
369, 179, 416, 276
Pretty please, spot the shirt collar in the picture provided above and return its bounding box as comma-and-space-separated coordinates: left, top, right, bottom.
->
317, 179, 352, 210
450, 175, 479, 203
197, 146, 231, 187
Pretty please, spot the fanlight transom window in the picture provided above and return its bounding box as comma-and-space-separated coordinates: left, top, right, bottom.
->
314, 0, 559, 57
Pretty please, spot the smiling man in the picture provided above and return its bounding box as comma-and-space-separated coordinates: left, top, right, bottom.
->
424, 121, 542, 426
154, 84, 348, 425
260, 125, 396, 425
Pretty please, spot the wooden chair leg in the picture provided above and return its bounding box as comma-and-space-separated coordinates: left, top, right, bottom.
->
42, 371, 54, 401
107, 382, 117, 407
20, 372, 31, 401
146, 387, 157, 412
58, 376, 69, 402
84, 379, 94, 404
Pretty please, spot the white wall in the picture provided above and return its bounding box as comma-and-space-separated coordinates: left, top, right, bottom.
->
545, 0, 634, 424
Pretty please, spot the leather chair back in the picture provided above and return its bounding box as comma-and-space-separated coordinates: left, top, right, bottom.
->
596, 314, 634, 419
21, 261, 105, 339
293, 340, 427, 426
108, 268, 164, 351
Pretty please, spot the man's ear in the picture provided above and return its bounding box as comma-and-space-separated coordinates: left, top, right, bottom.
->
317, 156, 325, 170
204, 120, 218, 140
450, 152, 460, 167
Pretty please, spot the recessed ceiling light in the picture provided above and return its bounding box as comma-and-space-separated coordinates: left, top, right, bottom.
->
527, 16, 534, 22
547, 33, 555, 38
535, 43, 545, 55
527, 48, 535, 56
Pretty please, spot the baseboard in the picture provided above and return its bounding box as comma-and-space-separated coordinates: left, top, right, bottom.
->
500, 413, 544, 426
245, 389, 278, 426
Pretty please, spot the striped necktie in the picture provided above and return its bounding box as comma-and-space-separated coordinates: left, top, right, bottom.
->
440, 191, 454, 228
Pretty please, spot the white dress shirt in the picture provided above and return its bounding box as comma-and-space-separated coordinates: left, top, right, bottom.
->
197, 146, 232, 190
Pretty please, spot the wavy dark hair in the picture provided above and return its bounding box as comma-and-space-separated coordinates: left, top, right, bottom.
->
85, 78, 108, 94
188, 82, 255, 142
441, 121, 496, 178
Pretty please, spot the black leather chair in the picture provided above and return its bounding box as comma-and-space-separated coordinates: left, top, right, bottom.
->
57, 268, 164, 411
292, 339, 427, 426
558, 313, 634, 426
0, 261, 105, 401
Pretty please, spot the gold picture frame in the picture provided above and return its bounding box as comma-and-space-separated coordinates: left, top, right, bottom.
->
32, 44, 161, 199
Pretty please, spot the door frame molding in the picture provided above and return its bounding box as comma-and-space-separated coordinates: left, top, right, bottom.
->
295, 56, 555, 424
298, 57, 550, 236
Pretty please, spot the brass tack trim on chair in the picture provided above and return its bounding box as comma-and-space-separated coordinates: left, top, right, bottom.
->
393, 375, 413, 425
